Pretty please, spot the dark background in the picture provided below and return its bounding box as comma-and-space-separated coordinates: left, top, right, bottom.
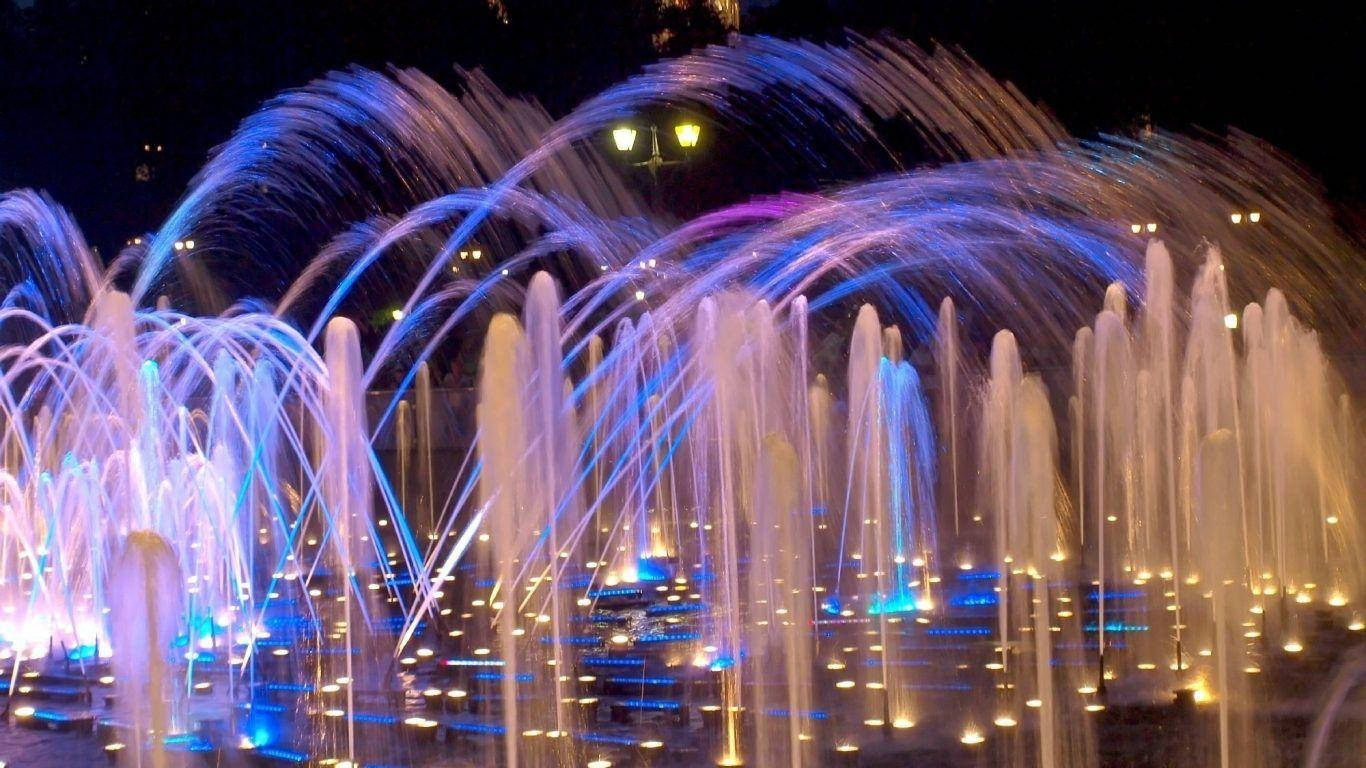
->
2, 0, 1362, 255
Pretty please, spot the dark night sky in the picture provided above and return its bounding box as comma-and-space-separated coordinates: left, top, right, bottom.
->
2, 0, 1363, 254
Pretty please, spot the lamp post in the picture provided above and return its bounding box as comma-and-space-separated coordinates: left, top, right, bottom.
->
610, 120, 702, 184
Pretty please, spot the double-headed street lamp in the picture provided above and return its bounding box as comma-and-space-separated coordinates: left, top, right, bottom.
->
611, 120, 702, 181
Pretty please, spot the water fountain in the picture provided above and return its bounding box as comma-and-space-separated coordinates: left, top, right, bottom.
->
1, 31, 1363, 768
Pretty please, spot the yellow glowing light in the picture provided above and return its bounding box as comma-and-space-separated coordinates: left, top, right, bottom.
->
1130, 223, 1142, 234
834, 744, 859, 753
1188, 679, 1214, 705
1328, 593, 1347, 607
836, 679, 856, 689
612, 127, 637, 153
864, 718, 885, 727
1084, 704, 1105, 712
1025, 698, 1042, 708
13, 706, 35, 718
1230, 212, 1243, 224
391, 309, 405, 322
960, 728, 985, 745
1223, 313, 1238, 329
1283, 640, 1303, 653
675, 123, 701, 148
1248, 211, 1261, 223
994, 715, 1017, 727
640, 740, 663, 749
1145, 222, 1157, 233
1348, 617, 1364, 631
892, 718, 915, 729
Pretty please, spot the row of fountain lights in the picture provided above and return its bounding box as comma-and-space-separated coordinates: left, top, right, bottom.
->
5, 551, 1356, 763
431, 535, 1362, 757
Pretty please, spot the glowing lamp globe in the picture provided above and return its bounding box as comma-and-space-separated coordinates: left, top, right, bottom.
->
612, 127, 637, 152
675, 123, 701, 148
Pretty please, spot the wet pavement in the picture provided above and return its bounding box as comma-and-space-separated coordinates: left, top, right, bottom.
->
0, 721, 106, 768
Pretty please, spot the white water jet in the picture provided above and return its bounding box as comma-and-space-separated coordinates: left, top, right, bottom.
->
109, 531, 183, 768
